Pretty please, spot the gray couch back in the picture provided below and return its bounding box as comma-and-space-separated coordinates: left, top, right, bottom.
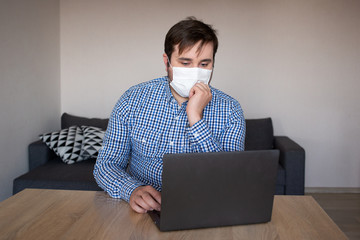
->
61, 113, 274, 151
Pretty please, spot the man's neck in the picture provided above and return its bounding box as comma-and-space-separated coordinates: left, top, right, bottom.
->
170, 86, 188, 106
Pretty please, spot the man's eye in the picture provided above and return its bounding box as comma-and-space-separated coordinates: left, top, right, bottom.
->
182, 62, 190, 66
201, 63, 209, 67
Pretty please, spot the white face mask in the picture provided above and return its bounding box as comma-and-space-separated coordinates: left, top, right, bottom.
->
168, 58, 213, 98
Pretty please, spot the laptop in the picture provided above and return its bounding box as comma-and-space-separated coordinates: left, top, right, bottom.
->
148, 150, 279, 231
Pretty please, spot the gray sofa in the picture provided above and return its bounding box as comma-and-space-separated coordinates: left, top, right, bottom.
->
13, 113, 305, 195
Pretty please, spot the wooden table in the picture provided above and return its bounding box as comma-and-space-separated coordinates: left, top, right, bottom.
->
0, 189, 347, 240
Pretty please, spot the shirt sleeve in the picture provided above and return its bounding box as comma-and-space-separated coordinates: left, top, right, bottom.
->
185, 100, 246, 152
93, 92, 144, 202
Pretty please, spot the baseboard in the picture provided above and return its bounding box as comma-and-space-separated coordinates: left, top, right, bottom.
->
305, 187, 360, 194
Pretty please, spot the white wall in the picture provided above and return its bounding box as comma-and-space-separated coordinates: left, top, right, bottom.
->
0, 0, 61, 201
59, 0, 358, 189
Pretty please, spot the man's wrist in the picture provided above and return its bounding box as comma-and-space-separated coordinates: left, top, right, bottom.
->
187, 111, 202, 127
123, 181, 145, 202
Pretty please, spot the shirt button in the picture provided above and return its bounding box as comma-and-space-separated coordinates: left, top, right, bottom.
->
174, 116, 179, 120
193, 133, 200, 138
170, 141, 174, 146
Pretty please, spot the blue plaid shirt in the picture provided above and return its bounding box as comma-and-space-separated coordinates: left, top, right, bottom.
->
94, 76, 246, 202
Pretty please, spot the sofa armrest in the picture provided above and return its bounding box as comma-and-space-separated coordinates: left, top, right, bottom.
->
274, 136, 305, 195
28, 140, 56, 170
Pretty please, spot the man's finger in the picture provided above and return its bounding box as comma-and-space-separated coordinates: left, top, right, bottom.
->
198, 82, 207, 88
129, 186, 162, 213
195, 82, 209, 89
142, 192, 161, 211
189, 83, 205, 97
135, 195, 153, 211
143, 186, 162, 205
148, 188, 162, 205
192, 83, 210, 94
189, 87, 196, 98
130, 201, 147, 213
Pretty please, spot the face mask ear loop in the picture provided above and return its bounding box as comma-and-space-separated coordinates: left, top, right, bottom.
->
166, 55, 173, 83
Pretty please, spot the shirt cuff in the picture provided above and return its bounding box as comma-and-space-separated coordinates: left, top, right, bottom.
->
118, 178, 145, 202
186, 119, 212, 145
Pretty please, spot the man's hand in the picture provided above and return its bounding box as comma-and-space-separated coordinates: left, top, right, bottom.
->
186, 82, 212, 126
129, 185, 161, 213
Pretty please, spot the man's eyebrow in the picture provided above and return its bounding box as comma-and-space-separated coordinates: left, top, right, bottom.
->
201, 59, 212, 62
178, 57, 192, 61
177, 57, 212, 62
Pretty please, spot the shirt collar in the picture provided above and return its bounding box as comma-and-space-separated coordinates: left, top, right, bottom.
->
164, 76, 174, 103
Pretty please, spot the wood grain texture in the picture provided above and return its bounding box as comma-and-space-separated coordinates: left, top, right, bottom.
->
0, 189, 348, 240
310, 193, 360, 240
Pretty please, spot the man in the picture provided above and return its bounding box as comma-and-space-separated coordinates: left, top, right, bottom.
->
94, 17, 246, 214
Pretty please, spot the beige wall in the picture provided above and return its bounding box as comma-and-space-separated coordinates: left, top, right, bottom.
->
61, 0, 360, 189
1, 0, 358, 202
0, 0, 61, 201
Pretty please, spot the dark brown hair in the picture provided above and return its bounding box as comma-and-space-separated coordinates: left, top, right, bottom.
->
164, 17, 218, 62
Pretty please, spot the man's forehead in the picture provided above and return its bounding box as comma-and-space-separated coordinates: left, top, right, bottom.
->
173, 42, 214, 59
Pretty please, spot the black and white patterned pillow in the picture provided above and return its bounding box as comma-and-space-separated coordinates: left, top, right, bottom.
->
81, 126, 105, 159
39, 126, 85, 164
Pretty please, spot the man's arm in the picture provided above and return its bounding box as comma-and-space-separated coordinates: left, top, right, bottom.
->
93, 93, 144, 201
186, 83, 246, 152
186, 82, 212, 127
93, 93, 161, 213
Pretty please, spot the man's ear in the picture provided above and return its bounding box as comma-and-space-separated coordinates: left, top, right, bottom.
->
163, 53, 169, 72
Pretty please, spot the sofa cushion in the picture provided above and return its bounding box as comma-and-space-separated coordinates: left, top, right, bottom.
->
245, 118, 274, 150
81, 126, 105, 159
61, 113, 109, 130
13, 158, 102, 194
39, 126, 85, 164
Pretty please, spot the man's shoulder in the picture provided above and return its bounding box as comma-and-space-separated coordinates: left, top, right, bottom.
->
116, 76, 168, 107
128, 77, 168, 93
209, 86, 244, 120
210, 86, 240, 106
